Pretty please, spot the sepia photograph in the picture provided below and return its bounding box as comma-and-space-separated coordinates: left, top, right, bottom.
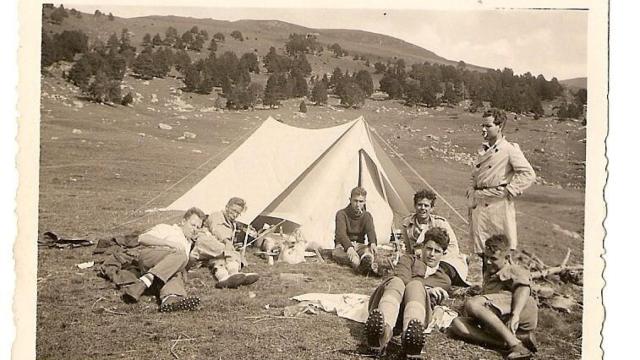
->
15, 1, 607, 359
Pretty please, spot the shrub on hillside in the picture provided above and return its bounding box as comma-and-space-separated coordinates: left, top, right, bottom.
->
50, 5, 69, 24
121, 92, 133, 106
299, 100, 307, 113
230, 30, 244, 41
88, 71, 122, 104
339, 81, 366, 108
213, 32, 225, 42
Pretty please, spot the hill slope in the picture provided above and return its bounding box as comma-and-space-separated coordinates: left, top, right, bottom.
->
560, 77, 587, 90
43, 10, 487, 71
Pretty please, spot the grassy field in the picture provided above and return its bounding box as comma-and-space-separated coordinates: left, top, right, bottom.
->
36, 71, 585, 359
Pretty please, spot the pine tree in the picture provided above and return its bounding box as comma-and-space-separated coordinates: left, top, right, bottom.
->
152, 33, 163, 47
291, 70, 308, 98
183, 64, 201, 92
132, 51, 155, 79
208, 39, 217, 52
142, 33, 152, 47
310, 81, 328, 105
354, 70, 374, 97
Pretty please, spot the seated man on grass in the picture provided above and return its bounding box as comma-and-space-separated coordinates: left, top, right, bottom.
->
365, 227, 453, 359
332, 186, 378, 275
448, 234, 538, 360
122, 207, 204, 313
198, 197, 259, 289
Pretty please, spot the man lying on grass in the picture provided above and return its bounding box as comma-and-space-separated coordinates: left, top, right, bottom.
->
122, 207, 204, 312
448, 234, 538, 360
365, 227, 454, 359
332, 186, 378, 275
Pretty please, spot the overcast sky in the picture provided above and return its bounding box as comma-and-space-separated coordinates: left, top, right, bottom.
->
69, 3, 588, 80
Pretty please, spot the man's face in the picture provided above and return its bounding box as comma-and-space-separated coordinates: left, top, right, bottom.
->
414, 198, 433, 221
225, 203, 244, 222
421, 240, 445, 268
181, 214, 202, 240
349, 195, 366, 216
485, 248, 509, 275
481, 116, 502, 142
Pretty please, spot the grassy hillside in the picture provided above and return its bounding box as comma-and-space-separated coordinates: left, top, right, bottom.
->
43, 9, 487, 72
560, 77, 587, 90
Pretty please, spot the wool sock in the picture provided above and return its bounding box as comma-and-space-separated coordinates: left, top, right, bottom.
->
140, 273, 154, 287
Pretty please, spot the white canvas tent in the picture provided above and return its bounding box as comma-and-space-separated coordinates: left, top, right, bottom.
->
164, 116, 415, 249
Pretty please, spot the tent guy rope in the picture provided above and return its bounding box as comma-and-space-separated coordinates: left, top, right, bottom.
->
109, 121, 263, 231
370, 127, 469, 226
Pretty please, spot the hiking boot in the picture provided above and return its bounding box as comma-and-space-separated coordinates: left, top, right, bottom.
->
402, 319, 426, 359
159, 295, 200, 313
516, 332, 538, 353
242, 273, 260, 286
365, 309, 393, 355
215, 273, 247, 289
506, 343, 533, 360
122, 280, 147, 303
358, 255, 375, 275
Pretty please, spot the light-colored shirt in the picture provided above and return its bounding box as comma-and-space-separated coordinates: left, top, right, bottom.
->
401, 213, 460, 255
138, 223, 191, 257
205, 210, 237, 244
482, 262, 531, 295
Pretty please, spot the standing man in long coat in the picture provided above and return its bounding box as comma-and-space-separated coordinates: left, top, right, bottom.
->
467, 108, 536, 257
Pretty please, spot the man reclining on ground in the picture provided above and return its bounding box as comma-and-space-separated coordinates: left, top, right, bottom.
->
448, 234, 538, 360
332, 186, 378, 275
197, 197, 259, 289
122, 207, 204, 312
365, 227, 454, 359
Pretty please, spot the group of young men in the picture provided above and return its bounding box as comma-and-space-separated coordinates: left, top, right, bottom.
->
336, 108, 537, 359
120, 108, 537, 359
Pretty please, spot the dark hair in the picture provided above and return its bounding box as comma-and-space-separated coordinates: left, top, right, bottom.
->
350, 186, 367, 198
482, 108, 508, 129
414, 189, 437, 207
183, 207, 206, 221
419, 227, 449, 251
485, 234, 510, 253
226, 197, 246, 210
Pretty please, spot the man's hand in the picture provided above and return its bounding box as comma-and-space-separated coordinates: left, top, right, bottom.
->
369, 243, 377, 256
427, 287, 449, 304
346, 247, 360, 267
507, 313, 520, 334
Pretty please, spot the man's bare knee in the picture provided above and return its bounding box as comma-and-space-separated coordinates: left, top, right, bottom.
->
464, 296, 485, 317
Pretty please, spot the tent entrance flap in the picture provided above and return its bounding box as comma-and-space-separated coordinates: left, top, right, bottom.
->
164, 117, 414, 249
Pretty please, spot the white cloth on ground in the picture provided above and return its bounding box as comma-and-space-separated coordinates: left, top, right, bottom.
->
291, 292, 458, 331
